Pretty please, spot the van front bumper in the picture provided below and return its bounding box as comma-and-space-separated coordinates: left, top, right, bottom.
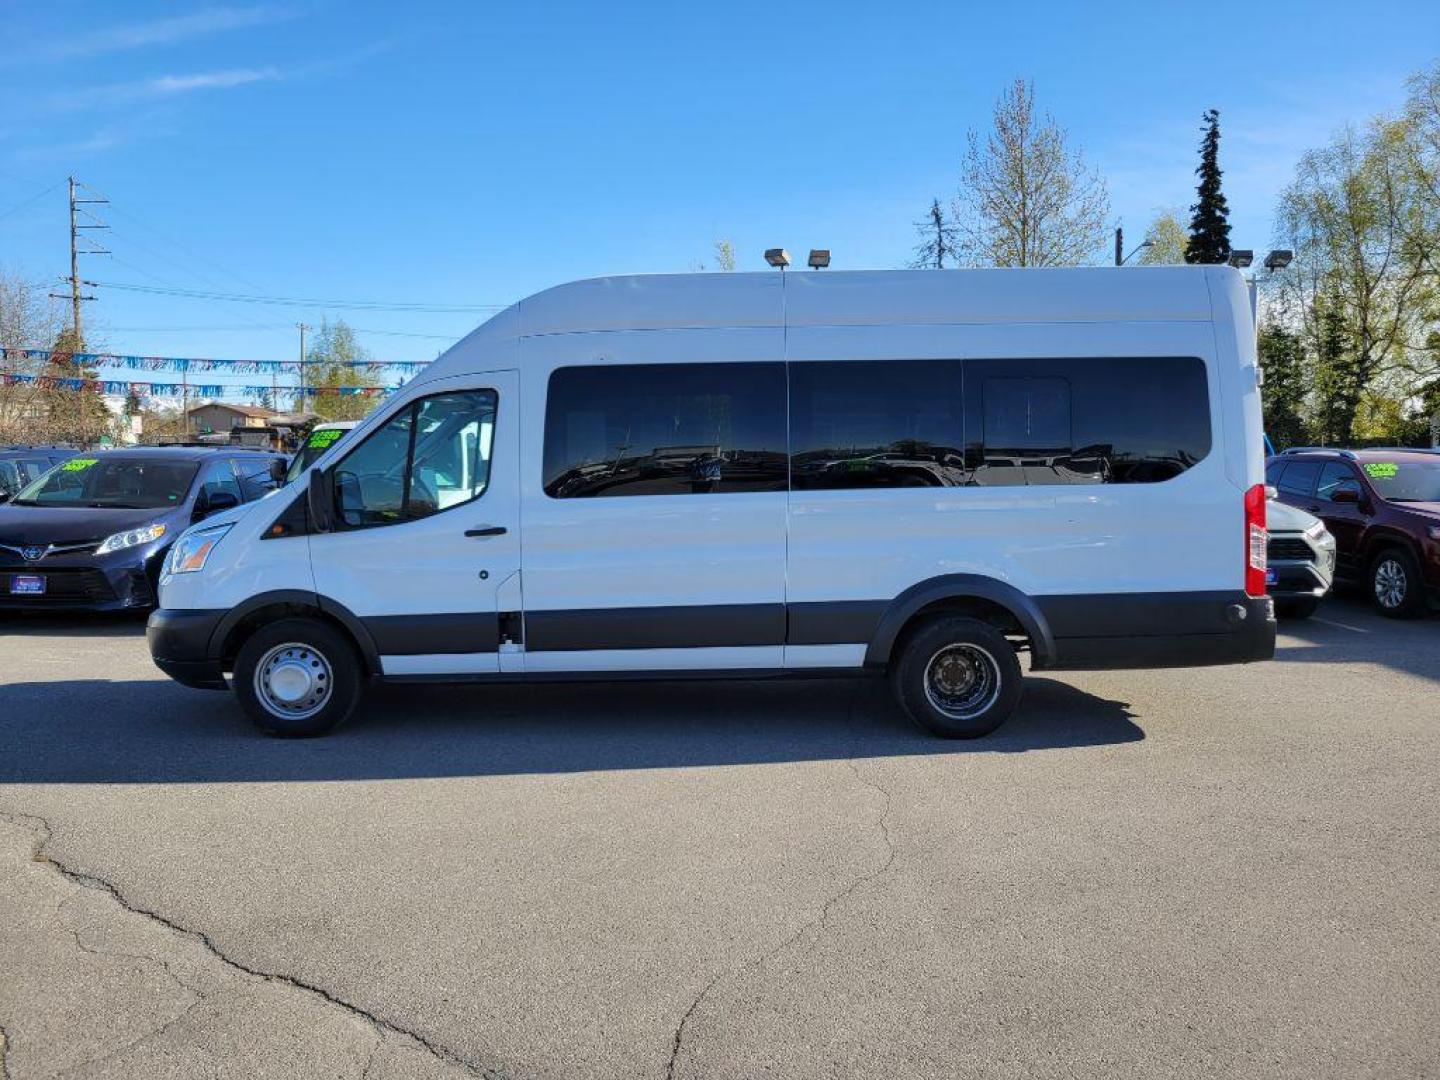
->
147, 607, 228, 689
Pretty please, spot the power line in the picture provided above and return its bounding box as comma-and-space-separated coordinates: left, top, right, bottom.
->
0, 179, 65, 225
91, 279, 508, 313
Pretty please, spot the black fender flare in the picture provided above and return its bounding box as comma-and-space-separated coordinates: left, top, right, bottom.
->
864, 574, 1056, 670
207, 589, 382, 674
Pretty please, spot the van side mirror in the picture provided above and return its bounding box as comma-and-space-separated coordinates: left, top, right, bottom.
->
307, 467, 335, 532
268, 458, 288, 486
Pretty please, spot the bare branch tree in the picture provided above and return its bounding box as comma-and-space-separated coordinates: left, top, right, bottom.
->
910, 198, 958, 268
951, 79, 1110, 267
0, 268, 65, 443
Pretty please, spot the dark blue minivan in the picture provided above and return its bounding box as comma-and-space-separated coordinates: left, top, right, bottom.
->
0, 446, 285, 611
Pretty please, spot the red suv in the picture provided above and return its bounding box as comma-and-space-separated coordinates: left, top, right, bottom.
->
1266, 448, 1440, 618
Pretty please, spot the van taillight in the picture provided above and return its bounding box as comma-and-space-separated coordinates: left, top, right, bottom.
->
1244, 483, 1267, 598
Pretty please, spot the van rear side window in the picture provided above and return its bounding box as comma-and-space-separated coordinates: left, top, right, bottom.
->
967, 356, 1210, 485
543, 363, 788, 498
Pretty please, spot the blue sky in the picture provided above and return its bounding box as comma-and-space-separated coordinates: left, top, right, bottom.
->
1, 1, 1437, 399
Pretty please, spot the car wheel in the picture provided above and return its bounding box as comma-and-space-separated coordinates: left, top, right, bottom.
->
1368, 548, 1424, 619
890, 616, 1022, 739
1274, 597, 1319, 620
233, 617, 363, 736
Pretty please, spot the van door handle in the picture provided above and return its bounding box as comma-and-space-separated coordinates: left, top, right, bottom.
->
465, 525, 507, 537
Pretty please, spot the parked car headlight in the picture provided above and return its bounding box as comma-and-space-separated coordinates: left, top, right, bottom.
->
1306, 521, 1335, 546
167, 524, 233, 574
95, 523, 167, 555
1429, 525, 1440, 541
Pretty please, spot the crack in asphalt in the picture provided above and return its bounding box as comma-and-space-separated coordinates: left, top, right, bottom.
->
0, 808, 508, 1080
664, 704, 900, 1079
54, 996, 210, 1079
1, 1022, 11, 1080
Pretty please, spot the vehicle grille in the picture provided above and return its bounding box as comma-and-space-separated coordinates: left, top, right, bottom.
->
0, 569, 115, 603
1268, 536, 1313, 561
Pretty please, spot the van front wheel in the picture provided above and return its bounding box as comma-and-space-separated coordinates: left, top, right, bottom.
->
234, 618, 362, 737
891, 616, 1022, 739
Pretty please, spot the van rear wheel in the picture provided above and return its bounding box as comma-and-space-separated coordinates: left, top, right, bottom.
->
234, 617, 362, 737
891, 616, 1022, 739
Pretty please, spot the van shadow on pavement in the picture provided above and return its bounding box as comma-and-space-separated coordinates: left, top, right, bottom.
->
0, 675, 1142, 785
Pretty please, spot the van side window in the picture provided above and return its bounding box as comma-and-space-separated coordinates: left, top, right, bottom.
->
966, 356, 1210, 485
543, 363, 787, 498
334, 389, 496, 527
1276, 460, 1320, 498
789, 360, 967, 489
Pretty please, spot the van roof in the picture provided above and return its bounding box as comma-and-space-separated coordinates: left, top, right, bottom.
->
424, 266, 1234, 382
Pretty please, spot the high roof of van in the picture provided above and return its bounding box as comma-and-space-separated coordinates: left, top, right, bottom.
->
425, 265, 1239, 382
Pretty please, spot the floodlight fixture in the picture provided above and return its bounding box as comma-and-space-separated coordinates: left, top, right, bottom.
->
764, 248, 790, 269
1227, 249, 1254, 269
1263, 249, 1293, 271
807, 249, 830, 269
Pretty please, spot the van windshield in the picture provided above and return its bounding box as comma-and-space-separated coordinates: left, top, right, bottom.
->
1364, 461, 1440, 503
11, 458, 199, 509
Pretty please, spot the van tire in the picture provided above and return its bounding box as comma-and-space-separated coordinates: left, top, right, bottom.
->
1368, 547, 1424, 619
891, 616, 1022, 739
233, 617, 363, 737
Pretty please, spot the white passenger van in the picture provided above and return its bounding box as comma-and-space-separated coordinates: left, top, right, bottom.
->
147, 267, 1275, 737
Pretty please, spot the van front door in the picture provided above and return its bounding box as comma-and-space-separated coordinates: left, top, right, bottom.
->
309, 373, 520, 676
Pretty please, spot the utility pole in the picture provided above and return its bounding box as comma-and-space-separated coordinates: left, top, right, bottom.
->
296, 322, 309, 413
49, 177, 110, 347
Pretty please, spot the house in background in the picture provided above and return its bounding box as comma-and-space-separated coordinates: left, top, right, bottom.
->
186, 401, 278, 436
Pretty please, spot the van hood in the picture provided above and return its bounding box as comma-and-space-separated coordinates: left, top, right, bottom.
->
1266, 499, 1321, 533
0, 504, 182, 545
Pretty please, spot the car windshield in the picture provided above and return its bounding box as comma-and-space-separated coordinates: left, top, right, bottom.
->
286, 427, 350, 484
11, 457, 199, 509
1363, 460, 1440, 502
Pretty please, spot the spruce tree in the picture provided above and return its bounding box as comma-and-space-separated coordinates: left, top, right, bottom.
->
1184, 109, 1232, 265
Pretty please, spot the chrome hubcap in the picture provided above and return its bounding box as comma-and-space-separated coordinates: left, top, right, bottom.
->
923, 643, 1001, 720
1374, 559, 1407, 609
255, 643, 332, 719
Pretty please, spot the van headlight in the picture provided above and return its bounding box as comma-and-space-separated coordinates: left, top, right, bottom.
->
167, 524, 233, 575
95, 523, 167, 555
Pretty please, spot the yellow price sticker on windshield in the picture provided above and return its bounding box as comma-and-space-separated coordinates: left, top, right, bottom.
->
307, 429, 344, 448
1364, 462, 1398, 478
61, 458, 98, 472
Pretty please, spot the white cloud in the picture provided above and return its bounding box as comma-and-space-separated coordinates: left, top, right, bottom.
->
39, 7, 296, 60
46, 68, 283, 111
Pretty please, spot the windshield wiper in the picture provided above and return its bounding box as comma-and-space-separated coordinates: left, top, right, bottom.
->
86, 501, 150, 509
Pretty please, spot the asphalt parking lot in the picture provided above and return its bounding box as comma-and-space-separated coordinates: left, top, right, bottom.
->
1, 599, 1436, 1079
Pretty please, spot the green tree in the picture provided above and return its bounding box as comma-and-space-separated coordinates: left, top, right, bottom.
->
910, 198, 958, 268
1275, 115, 1435, 442
1136, 210, 1189, 265
713, 239, 737, 272
306, 319, 377, 421
1309, 286, 1361, 444
1185, 109, 1232, 265
1258, 323, 1308, 448
953, 79, 1110, 266
42, 326, 113, 445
